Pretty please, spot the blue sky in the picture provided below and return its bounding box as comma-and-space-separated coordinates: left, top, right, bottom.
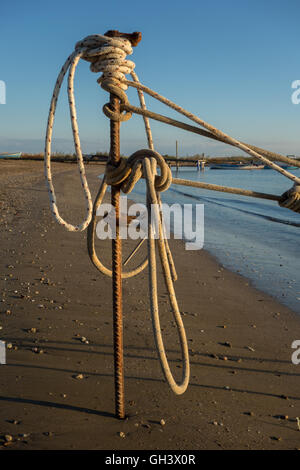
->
1, 0, 300, 157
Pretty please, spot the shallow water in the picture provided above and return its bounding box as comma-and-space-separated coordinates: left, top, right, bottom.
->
125, 166, 300, 313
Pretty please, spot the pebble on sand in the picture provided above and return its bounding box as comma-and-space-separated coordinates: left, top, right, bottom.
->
80, 336, 89, 344
28, 327, 37, 333
74, 373, 84, 380
32, 347, 44, 354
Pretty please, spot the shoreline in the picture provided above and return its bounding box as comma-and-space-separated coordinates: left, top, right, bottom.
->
0, 160, 300, 450
198, 243, 300, 316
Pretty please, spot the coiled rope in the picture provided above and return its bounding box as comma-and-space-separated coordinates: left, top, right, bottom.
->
44, 33, 300, 397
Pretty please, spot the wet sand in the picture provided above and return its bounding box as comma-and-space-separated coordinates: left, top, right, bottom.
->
0, 160, 300, 450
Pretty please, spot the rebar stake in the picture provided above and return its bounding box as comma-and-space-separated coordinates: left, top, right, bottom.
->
109, 93, 125, 419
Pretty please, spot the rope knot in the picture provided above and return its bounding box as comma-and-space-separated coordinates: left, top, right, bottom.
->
75, 34, 135, 122
105, 149, 172, 194
76, 34, 134, 87
279, 184, 300, 213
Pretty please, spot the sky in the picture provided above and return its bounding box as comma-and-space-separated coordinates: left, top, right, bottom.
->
1, 0, 300, 157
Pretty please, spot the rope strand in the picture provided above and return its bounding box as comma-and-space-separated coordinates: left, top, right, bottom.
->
124, 79, 300, 185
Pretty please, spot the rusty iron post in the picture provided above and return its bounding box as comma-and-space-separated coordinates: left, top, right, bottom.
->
104, 29, 142, 419
109, 94, 125, 419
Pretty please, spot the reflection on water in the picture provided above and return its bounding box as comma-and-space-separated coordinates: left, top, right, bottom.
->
127, 166, 300, 313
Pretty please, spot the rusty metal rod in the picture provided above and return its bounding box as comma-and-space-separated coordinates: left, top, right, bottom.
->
109, 93, 125, 419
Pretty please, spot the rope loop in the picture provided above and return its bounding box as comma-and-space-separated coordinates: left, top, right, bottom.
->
88, 153, 189, 395
279, 185, 300, 213
105, 149, 172, 194
44, 33, 137, 231
100, 79, 132, 122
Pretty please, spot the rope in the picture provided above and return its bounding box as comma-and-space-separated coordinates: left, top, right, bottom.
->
123, 80, 300, 186
122, 102, 300, 170
172, 178, 280, 201
44, 50, 92, 232
45, 34, 190, 395
44, 32, 300, 399
44, 32, 300, 225
172, 179, 299, 213
279, 184, 300, 212
44, 34, 135, 231
144, 157, 189, 394
86, 149, 189, 393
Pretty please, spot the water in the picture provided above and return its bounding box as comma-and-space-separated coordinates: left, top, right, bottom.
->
125, 167, 300, 313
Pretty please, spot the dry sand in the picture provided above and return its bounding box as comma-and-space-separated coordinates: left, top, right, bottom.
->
0, 160, 299, 450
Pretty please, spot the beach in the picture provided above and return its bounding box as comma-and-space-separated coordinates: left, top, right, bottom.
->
0, 160, 300, 450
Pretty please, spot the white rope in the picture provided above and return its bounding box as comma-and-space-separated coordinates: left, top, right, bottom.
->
44, 50, 93, 232
124, 80, 300, 186
44, 34, 135, 231
75, 34, 134, 90
144, 157, 189, 394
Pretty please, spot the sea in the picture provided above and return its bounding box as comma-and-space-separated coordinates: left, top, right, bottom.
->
122, 166, 300, 313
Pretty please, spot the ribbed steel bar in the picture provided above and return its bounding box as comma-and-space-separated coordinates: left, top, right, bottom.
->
109, 93, 125, 419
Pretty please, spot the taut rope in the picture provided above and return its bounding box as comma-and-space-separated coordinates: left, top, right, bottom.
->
44, 32, 300, 400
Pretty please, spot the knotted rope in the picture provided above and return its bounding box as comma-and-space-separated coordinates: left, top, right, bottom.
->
45, 33, 191, 394
44, 32, 300, 399
279, 184, 300, 212
44, 32, 300, 229
87, 149, 189, 394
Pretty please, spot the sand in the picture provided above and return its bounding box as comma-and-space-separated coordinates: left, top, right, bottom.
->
0, 160, 299, 450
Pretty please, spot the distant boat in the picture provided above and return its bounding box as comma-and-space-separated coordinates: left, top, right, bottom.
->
237, 164, 265, 170
210, 163, 242, 169
0, 152, 22, 159
210, 163, 264, 170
